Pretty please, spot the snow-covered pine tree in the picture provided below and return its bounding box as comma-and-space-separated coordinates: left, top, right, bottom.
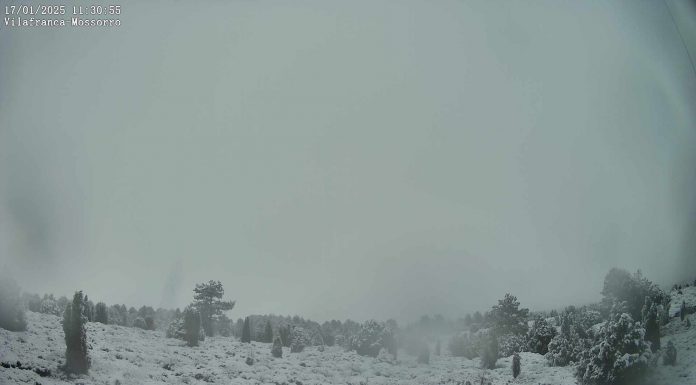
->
192, 280, 235, 337
489, 293, 529, 337
63, 291, 90, 374
241, 316, 251, 343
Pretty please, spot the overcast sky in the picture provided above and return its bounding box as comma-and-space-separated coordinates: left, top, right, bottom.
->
1, 0, 695, 323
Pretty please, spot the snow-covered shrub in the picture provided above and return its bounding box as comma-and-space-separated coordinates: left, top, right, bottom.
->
349, 320, 393, 358
512, 353, 521, 378
63, 291, 90, 374
527, 316, 556, 355
333, 334, 346, 348
663, 341, 676, 366
166, 316, 186, 340
0, 277, 27, 331
95, 302, 108, 324
575, 313, 652, 385
40, 296, 62, 317
480, 334, 498, 369
271, 336, 283, 358
290, 326, 309, 353
498, 334, 527, 357
546, 331, 588, 367
375, 348, 395, 364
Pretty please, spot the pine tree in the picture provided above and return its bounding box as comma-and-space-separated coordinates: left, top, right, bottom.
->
512, 352, 521, 378
271, 336, 283, 358
94, 302, 108, 324
264, 320, 273, 343
63, 291, 90, 374
681, 301, 687, 322
241, 316, 251, 343
192, 281, 235, 337
183, 306, 201, 347
490, 294, 529, 336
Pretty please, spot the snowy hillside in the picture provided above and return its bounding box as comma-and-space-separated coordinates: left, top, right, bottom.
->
649, 286, 696, 385
0, 312, 576, 385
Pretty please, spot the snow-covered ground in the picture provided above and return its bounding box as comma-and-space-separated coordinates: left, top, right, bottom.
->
1, 312, 576, 385
4, 286, 696, 385
649, 286, 696, 385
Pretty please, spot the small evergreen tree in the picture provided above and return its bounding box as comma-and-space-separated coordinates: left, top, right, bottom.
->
95, 302, 108, 324
63, 291, 90, 374
145, 316, 155, 330
271, 336, 283, 358
687, 317, 691, 328
241, 316, 251, 343
512, 352, 521, 378
680, 301, 687, 322
663, 341, 677, 366
183, 306, 201, 347
264, 320, 273, 343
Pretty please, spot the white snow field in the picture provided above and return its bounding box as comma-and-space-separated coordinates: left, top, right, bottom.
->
3, 286, 696, 385
0, 312, 575, 385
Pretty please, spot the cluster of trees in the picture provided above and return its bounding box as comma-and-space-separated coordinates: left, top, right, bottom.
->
441, 268, 682, 384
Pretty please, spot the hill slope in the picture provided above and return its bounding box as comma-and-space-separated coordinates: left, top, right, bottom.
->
0, 312, 576, 385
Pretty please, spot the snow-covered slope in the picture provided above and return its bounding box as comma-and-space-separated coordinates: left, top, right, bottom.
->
0, 312, 576, 385
649, 286, 696, 385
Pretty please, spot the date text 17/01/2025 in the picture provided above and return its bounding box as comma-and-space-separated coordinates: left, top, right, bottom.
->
4, 5, 121, 16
